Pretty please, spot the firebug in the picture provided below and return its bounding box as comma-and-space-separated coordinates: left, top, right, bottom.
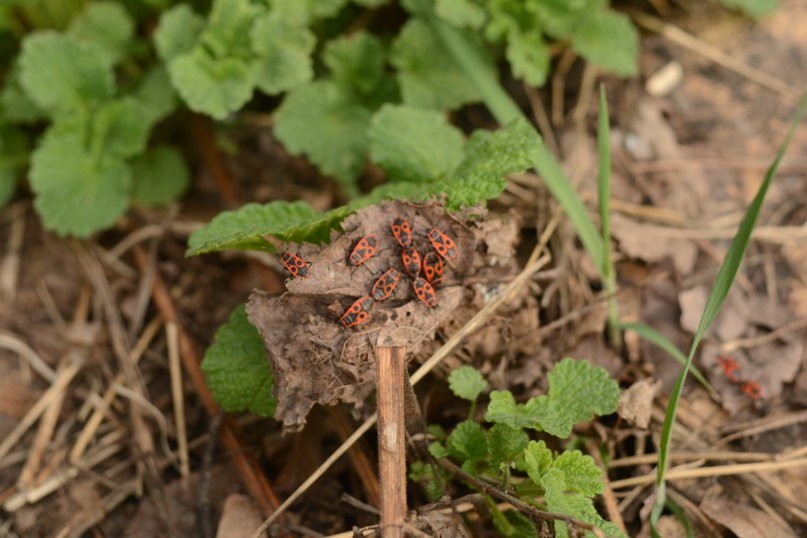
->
349, 234, 379, 266
412, 277, 438, 308
401, 246, 422, 278
340, 296, 374, 328
372, 268, 400, 301
716, 355, 740, 382
427, 228, 458, 261
740, 381, 762, 400
280, 251, 310, 279
422, 252, 444, 286
390, 218, 413, 248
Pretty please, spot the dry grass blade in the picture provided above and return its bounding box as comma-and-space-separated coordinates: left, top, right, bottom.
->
0, 330, 57, 383
167, 322, 190, 477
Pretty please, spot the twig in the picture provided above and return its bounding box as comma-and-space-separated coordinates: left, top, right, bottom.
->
167, 322, 190, 477
375, 346, 407, 538
199, 413, 224, 538
436, 457, 605, 537
719, 317, 807, 353
0, 210, 24, 303
0, 330, 57, 383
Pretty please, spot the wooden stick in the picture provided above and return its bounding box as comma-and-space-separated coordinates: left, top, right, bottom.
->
375, 346, 407, 538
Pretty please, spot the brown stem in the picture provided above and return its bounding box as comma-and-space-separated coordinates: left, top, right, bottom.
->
375, 346, 407, 538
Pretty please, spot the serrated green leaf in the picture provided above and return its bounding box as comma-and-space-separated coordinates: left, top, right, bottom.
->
436, 0, 486, 29
323, 31, 386, 97
250, 12, 315, 96
428, 441, 450, 458
19, 32, 114, 114
202, 0, 263, 59
532, 0, 602, 38
0, 126, 28, 208
168, 48, 256, 120
447, 420, 488, 463
713, 0, 778, 18
131, 146, 190, 206
448, 365, 489, 402
487, 423, 528, 469
409, 460, 444, 501
552, 450, 604, 496
484, 391, 540, 429
523, 440, 553, 485
571, 10, 638, 77
67, 2, 135, 66
93, 97, 150, 160
0, 65, 47, 124
186, 200, 325, 256
274, 81, 371, 195
201, 304, 276, 416
391, 19, 491, 110
369, 104, 465, 184
543, 468, 623, 538
133, 66, 178, 126
30, 130, 131, 237
154, 4, 205, 61
505, 29, 550, 86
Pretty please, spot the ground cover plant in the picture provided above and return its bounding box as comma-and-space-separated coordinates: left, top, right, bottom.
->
1, 0, 805, 537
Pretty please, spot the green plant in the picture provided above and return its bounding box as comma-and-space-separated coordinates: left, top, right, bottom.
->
415, 361, 623, 537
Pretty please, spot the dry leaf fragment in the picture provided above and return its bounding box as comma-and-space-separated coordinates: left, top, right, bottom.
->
700, 497, 797, 538
617, 378, 660, 429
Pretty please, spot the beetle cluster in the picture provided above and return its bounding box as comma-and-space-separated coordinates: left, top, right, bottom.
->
339, 217, 458, 329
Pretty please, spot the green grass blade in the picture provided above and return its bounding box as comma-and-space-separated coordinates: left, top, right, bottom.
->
653, 93, 807, 523
618, 322, 715, 397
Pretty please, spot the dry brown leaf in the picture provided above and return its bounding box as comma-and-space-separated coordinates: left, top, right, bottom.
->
413, 504, 473, 538
700, 497, 797, 538
216, 494, 266, 538
618, 378, 661, 429
612, 214, 698, 274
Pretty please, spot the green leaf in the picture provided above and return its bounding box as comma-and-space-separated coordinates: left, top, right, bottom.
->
492, 509, 537, 538
274, 81, 371, 195
154, 4, 205, 61
323, 31, 387, 98
523, 440, 553, 485
435, 0, 486, 29
186, 200, 325, 256
409, 460, 444, 501
713, 0, 778, 18
484, 390, 540, 429
0, 65, 47, 124
428, 441, 450, 458
528, 358, 620, 438
18, 32, 114, 114
131, 146, 190, 206
0, 126, 28, 208
201, 304, 276, 417
369, 104, 465, 184
487, 423, 528, 469
30, 130, 131, 237
202, 0, 263, 59
448, 365, 489, 402
391, 19, 491, 110
504, 29, 550, 86
250, 12, 315, 96
571, 10, 638, 77
133, 66, 178, 126
168, 49, 256, 120
446, 420, 488, 463
552, 450, 604, 496
543, 468, 623, 538
93, 97, 150, 160
67, 1, 135, 66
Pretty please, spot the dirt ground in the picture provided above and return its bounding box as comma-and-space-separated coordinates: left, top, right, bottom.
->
1, 1, 806, 537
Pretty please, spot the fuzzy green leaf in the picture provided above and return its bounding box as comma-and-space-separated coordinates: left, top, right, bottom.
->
543, 469, 623, 538
133, 66, 178, 126
713, 0, 778, 18
323, 31, 387, 97
369, 104, 465, 183
436, 0, 486, 29
274, 81, 371, 195
492, 510, 537, 538
571, 10, 638, 77
505, 29, 550, 86
487, 423, 528, 469
202, 0, 263, 59
523, 440, 553, 485
484, 391, 540, 429
0, 66, 47, 124
67, 2, 135, 66
448, 365, 489, 402
447, 420, 488, 463
186, 200, 326, 256
409, 460, 444, 501
0, 126, 28, 208
30, 130, 131, 237
93, 97, 150, 160
250, 12, 315, 96
154, 4, 205, 61
131, 146, 190, 206
428, 441, 450, 459
201, 304, 276, 417
552, 450, 604, 496
19, 32, 114, 114
391, 19, 491, 110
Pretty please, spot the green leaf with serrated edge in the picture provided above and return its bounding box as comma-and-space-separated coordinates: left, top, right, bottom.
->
494, 510, 537, 538
67, 2, 134, 66
448, 365, 488, 402
131, 146, 190, 206
133, 66, 178, 126
428, 441, 450, 458
30, 130, 131, 237
543, 468, 624, 538
571, 10, 638, 77
435, 0, 486, 29
0, 126, 29, 208
484, 391, 540, 429
201, 304, 276, 416
523, 440, 553, 485
186, 200, 323, 256
168, 49, 256, 120
154, 4, 205, 61
409, 460, 444, 501
391, 19, 491, 110
713, 0, 778, 18
250, 12, 315, 96
323, 31, 386, 97
93, 97, 150, 160
369, 104, 464, 184
19, 32, 114, 115
531, 0, 602, 38
274, 81, 371, 196
202, 0, 263, 59
487, 423, 528, 469
447, 420, 487, 463
552, 450, 604, 496
0, 65, 47, 124
505, 29, 550, 86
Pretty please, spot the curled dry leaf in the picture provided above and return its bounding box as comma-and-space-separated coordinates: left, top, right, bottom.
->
617, 378, 660, 430
247, 200, 523, 429
700, 497, 797, 538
